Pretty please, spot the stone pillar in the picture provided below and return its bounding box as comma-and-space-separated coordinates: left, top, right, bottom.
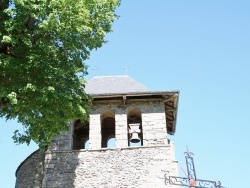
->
115, 113, 128, 148
89, 114, 101, 149
142, 112, 168, 146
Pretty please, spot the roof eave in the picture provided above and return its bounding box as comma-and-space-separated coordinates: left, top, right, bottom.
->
89, 91, 179, 135
89, 91, 179, 98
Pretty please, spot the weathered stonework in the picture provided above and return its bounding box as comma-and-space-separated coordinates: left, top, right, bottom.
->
16, 78, 179, 188
16, 145, 178, 188
15, 150, 45, 188
47, 100, 171, 151
42, 146, 178, 188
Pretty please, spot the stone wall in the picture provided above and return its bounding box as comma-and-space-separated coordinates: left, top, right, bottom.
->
43, 145, 178, 188
15, 150, 45, 188
16, 98, 179, 188
49, 122, 73, 151
50, 100, 169, 151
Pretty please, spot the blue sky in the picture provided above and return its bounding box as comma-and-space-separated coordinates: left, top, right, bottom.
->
1, 1, 249, 187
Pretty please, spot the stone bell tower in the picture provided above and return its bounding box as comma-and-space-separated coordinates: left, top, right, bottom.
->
15, 75, 179, 188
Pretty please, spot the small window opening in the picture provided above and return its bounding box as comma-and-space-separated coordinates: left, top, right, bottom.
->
101, 110, 116, 148
73, 120, 89, 149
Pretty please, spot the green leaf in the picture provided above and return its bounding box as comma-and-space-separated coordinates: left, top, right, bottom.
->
0, 0, 120, 149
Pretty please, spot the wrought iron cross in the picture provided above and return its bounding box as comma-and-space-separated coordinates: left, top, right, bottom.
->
165, 147, 226, 188
123, 65, 130, 75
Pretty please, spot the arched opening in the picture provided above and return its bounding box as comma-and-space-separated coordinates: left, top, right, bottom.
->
73, 119, 89, 149
127, 108, 143, 146
101, 110, 116, 148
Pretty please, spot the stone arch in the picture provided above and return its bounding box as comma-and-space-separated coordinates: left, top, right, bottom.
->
127, 108, 143, 146
73, 119, 89, 149
101, 110, 116, 148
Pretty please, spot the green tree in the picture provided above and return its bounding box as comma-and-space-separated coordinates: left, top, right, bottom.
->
0, 0, 120, 150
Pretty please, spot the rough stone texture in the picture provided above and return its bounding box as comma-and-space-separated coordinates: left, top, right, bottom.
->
16, 145, 178, 188
89, 100, 169, 149
115, 113, 128, 148
49, 122, 73, 151
15, 150, 45, 188
48, 100, 169, 151
16, 98, 179, 188
42, 146, 178, 188
89, 114, 101, 149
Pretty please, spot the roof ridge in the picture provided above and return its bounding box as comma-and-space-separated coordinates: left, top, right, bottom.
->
92, 75, 129, 78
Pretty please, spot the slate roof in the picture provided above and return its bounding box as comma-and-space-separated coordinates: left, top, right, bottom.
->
85, 75, 151, 95
84, 75, 179, 135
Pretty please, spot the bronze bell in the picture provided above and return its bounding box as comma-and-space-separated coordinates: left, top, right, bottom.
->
129, 123, 141, 143
130, 132, 141, 143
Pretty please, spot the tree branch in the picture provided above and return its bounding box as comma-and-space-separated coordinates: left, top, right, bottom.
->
0, 0, 9, 11
0, 97, 9, 108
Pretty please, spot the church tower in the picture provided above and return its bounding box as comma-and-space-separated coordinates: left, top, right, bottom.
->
15, 76, 179, 188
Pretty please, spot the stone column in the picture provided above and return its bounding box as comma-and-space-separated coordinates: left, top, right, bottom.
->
89, 114, 101, 149
142, 112, 168, 146
115, 113, 128, 148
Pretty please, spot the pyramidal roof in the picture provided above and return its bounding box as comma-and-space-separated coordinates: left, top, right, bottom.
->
85, 75, 151, 95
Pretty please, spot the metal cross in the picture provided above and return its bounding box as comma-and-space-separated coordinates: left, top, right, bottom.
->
165, 146, 226, 188
92, 66, 99, 71
123, 65, 130, 75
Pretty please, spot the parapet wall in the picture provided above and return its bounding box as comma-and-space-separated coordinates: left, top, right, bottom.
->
16, 145, 178, 188
42, 145, 178, 188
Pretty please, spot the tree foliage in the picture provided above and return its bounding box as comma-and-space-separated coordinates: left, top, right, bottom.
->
0, 0, 120, 150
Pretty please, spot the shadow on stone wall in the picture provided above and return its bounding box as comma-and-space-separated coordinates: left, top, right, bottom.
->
43, 150, 80, 187
16, 146, 178, 188
15, 150, 45, 188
